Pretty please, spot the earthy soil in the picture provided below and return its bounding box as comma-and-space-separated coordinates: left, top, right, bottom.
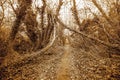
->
0, 38, 120, 80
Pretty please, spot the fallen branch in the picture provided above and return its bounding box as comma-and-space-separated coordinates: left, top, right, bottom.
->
0, 26, 57, 70
55, 16, 120, 50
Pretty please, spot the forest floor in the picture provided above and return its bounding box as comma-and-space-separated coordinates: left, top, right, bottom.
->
0, 38, 120, 80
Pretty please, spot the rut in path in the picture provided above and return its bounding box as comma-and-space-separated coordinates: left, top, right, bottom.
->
56, 38, 72, 80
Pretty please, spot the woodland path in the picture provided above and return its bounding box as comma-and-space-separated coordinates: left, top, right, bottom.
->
56, 38, 74, 80
0, 37, 120, 80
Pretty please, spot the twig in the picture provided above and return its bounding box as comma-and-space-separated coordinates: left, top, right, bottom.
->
8, 0, 18, 15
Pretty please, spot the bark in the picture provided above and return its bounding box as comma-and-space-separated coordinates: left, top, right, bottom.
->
9, 0, 32, 42
72, 0, 83, 30
56, 0, 64, 45
36, 0, 47, 49
24, 8, 39, 50
40, 0, 46, 43
42, 11, 55, 48
0, 26, 57, 72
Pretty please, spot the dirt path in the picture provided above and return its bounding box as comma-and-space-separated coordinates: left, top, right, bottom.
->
56, 44, 71, 80
0, 37, 120, 80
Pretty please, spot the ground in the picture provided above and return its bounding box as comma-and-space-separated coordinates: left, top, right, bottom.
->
0, 37, 120, 80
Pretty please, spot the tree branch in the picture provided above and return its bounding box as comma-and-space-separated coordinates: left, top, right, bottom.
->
91, 0, 113, 27
72, 0, 82, 30
55, 16, 120, 50
8, 0, 18, 15
0, 25, 57, 71
56, 0, 63, 16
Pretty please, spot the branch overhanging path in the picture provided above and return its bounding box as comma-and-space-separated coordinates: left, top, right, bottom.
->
55, 15, 120, 50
